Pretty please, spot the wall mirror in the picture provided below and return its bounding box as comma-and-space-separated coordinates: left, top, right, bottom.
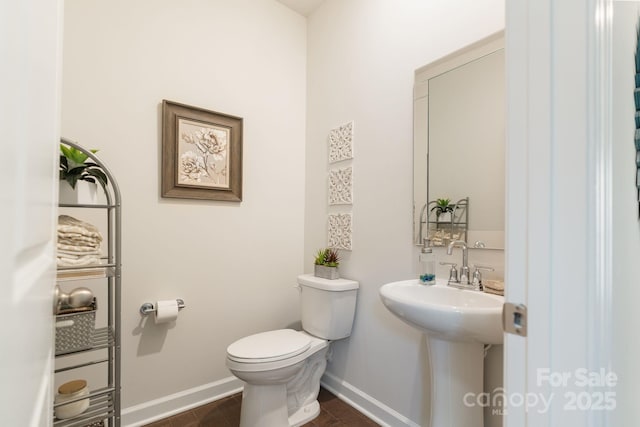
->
414, 32, 505, 249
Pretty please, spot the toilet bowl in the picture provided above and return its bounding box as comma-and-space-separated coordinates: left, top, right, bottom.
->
227, 329, 329, 427
226, 274, 359, 427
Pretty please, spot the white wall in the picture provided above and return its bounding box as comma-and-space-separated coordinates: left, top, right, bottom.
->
305, 0, 504, 425
612, 2, 640, 424
61, 0, 307, 411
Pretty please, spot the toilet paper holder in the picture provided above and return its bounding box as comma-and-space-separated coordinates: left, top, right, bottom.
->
139, 299, 186, 316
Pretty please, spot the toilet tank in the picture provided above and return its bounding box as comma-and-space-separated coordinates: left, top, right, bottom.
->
297, 274, 359, 340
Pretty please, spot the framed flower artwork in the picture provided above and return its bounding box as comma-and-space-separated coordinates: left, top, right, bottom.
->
162, 100, 243, 201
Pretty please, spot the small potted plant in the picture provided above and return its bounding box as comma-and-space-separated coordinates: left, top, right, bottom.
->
314, 248, 340, 280
59, 144, 108, 204
431, 198, 454, 222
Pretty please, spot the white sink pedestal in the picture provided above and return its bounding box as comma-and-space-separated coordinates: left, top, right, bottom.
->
428, 337, 484, 427
379, 280, 503, 427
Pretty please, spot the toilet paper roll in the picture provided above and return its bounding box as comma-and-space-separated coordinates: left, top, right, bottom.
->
155, 300, 179, 324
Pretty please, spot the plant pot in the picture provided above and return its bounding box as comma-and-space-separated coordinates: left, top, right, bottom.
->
59, 181, 98, 205
436, 212, 452, 223
314, 265, 340, 280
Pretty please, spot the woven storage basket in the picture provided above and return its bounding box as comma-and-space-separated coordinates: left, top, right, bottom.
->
55, 299, 96, 355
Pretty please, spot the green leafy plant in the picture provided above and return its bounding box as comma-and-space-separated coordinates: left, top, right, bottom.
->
314, 249, 328, 266
59, 144, 108, 191
430, 198, 454, 218
314, 248, 340, 267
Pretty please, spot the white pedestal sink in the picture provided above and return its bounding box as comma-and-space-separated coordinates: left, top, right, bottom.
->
379, 280, 504, 427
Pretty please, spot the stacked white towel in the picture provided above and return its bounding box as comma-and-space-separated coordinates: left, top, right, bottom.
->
57, 215, 103, 267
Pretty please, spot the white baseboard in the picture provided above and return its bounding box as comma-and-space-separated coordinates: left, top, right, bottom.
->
121, 376, 243, 427
122, 372, 418, 427
320, 372, 421, 427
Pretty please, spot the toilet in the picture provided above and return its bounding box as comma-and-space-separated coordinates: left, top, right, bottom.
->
226, 274, 359, 427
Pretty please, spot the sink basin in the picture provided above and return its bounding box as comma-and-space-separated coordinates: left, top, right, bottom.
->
379, 279, 504, 344
380, 279, 505, 426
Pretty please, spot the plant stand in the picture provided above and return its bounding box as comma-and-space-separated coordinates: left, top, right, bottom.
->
54, 138, 121, 427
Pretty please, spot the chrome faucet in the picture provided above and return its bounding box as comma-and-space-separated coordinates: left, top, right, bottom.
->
447, 240, 470, 287
471, 265, 495, 291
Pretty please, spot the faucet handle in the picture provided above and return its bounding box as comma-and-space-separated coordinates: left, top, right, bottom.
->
471, 265, 494, 290
440, 262, 458, 283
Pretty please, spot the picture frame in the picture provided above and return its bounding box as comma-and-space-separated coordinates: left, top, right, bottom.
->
162, 100, 243, 201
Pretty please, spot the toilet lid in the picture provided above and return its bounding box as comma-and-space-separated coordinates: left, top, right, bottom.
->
227, 329, 311, 363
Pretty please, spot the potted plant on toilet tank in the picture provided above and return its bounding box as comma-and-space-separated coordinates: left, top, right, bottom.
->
59, 143, 108, 204
314, 248, 340, 280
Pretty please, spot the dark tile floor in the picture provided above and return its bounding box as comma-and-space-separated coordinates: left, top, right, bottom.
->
144, 387, 380, 427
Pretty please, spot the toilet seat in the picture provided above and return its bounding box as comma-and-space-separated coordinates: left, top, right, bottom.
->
227, 329, 311, 364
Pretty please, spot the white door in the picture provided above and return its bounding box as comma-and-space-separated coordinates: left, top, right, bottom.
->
504, 0, 613, 426
0, 1, 62, 425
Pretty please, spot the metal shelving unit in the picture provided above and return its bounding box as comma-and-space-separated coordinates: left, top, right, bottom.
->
54, 138, 121, 427
419, 197, 469, 247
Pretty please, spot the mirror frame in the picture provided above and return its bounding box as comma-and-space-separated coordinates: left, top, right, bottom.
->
413, 31, 505, 247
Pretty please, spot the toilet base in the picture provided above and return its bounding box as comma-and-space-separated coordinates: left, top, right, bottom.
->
239, 383, 288, 427
238, 383, 321, 427
289, 400, 320, 427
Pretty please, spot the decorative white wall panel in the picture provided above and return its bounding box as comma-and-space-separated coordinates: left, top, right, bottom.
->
328, 121, 354, 163
328, 166, 353, 205
327, 213, 352, 250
